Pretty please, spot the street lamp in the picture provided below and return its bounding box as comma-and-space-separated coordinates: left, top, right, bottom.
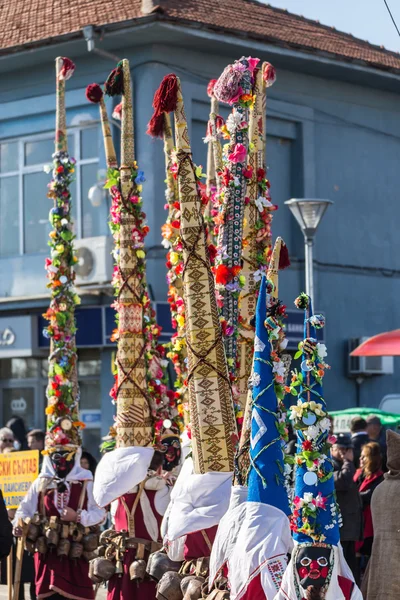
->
285, 198, 333, 303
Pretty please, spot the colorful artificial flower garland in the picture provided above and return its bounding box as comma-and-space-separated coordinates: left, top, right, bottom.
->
287, 294, 341, 542
42, 57, 84, 452
107, 162, 183, 445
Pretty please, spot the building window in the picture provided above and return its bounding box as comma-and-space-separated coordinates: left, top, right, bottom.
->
0, 126, 105, 258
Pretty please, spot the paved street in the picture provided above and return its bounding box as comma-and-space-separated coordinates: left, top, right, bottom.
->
0, 584, 108, 600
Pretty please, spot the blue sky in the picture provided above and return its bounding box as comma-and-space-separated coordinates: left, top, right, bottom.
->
263, 0, 400, 53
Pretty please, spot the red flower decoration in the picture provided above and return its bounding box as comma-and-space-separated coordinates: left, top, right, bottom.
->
215, 264, 231, 285
302, 440, 313, 451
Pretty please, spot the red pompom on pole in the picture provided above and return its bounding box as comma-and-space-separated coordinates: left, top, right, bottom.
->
85, 83, 103, 104
278, 241, 290, 270
112, 102, 122, 121
147, 74, 179, 138
207, 78, 217, 98
263, 62, 277, 88
58, 57, 75, 81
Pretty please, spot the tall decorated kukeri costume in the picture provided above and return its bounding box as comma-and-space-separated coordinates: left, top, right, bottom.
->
208, 62, 283, 596
14, 57, 106, 600
147, 73, 238, 598
276, 295, 362, 600
210, 239, 293, 600
85, 60, 182, 600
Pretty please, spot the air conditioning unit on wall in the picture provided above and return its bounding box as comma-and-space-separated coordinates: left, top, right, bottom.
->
348, 337, 394, 376
73, 236, 113, 286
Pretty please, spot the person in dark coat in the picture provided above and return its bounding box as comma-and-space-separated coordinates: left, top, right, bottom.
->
6, 417, 28, 451
331, 433, 363, 583
350, 417, 370, 469
366, 415, 387, 471
0, 491, 12, 561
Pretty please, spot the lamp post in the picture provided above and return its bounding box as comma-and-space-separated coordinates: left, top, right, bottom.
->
285, 198, 333, 303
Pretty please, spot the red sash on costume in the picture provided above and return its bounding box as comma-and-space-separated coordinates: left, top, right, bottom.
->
183, 525, 218, 560
107, 491, 162, 600
34, 481, 93, 600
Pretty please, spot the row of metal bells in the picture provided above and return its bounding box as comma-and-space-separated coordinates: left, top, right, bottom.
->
147, 550, 182, 582
156, 572, 205, 600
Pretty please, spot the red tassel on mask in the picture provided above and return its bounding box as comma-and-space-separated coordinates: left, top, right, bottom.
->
279, 242, 290, 270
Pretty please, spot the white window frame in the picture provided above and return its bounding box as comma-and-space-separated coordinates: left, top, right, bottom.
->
0, 126, 99, 256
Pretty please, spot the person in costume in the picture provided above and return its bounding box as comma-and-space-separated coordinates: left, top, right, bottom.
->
361, 429, 400, 600
85, 60, 182, 600
13, 57, 106, 600
276, 294, 362, 600
147, 72, 237, 594
210, 239, 292, 600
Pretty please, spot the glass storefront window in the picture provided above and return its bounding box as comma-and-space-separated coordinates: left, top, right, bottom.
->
0, 175, 19, 257
0, 358, 39, 379
23, 171, 51, 254
79, 380, 101, 410
78, 359, 101, 377
0, 350, 102, 457
24, 138, 54, 167
81, 162, 109, 238
81, 128, 98, 160
0, 127, 101, 256
0, 142, 18, 173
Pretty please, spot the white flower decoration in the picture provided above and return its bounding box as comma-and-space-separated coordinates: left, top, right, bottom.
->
316, 343, 328, 359
272, 360, 286, 377
255, 195, 273, 213
253, 269, 263, 282
226, 109, 244, 133
320, 417, 331, 432
303, 492, 314, 504
250, 372, 261, 388
306, 425, 320, 440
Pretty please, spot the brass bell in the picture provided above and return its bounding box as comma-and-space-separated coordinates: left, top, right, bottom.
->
71, 527, 83, 542
24, 539, 36, 554
89, 560, 103, 585
115, 559, 124, 576
181, 576, 204, 600
89, 557, 116, 583
147, 550, 182, 582
46, 529, 59, 549
129, 559, 147, 581
35, 536, 48, 554
27, 522, 40, 542
156, 571, 183, 600
69, 542, 83, 560
82, 532, 99, 552
57, 539, 71, 558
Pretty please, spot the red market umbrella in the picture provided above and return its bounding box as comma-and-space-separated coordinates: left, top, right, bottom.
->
350, 329, 400, 357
